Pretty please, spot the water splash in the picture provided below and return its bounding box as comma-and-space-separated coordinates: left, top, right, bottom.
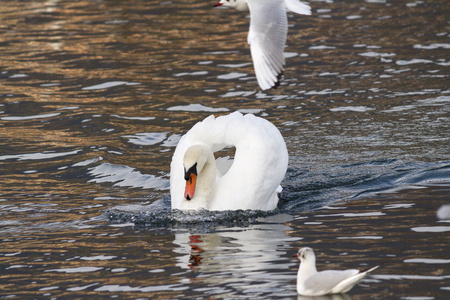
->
106, 199, 277, 229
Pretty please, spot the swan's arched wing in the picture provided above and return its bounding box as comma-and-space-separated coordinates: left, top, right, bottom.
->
215, 156, 234, 178
210, 113, 288, 210
247, 0, 287, 90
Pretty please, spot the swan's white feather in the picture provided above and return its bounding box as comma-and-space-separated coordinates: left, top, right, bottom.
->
170, 111, 288, 211
214, 156, 234, 178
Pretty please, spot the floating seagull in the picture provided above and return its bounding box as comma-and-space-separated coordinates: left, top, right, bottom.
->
295, 247, 379, 296
214, 0, 311, 90
170, 111, 288, 211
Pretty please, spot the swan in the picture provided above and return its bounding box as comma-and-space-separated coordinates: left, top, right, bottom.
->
295, 247, 379, 296
170, 111, 288, 211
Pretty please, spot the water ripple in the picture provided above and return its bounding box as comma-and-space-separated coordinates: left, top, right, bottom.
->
0, 149, 81, 161
106, 202, 277, 229
1, 112, 60, 121
167, 103, 229, 112
88, 163, 169, 190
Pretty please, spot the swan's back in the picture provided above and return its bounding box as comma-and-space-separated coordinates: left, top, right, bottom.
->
170, 112, 288, 210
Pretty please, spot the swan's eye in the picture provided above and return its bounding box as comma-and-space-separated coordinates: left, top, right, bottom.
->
184, 163, 197, 181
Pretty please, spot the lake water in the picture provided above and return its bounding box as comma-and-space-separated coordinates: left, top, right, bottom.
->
0, 0, 449, 299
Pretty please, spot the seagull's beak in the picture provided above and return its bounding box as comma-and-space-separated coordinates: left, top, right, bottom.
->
214, 2, 223, 7
184, 173, 197, 200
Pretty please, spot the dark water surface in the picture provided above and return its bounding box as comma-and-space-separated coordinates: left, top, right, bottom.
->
1, 0, 449, 299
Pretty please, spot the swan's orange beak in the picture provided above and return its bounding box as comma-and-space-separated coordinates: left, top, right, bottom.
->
184, 173, 197, 200
214, 3, 223, 7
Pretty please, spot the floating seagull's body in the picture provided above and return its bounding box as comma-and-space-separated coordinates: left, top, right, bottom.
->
295, 247, 379, 296
214, 0, 311, 90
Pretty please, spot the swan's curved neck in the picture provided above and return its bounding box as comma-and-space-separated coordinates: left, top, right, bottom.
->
181, 145, 216, 210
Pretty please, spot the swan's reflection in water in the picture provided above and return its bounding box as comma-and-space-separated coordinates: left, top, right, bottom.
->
172, 214, 301, 294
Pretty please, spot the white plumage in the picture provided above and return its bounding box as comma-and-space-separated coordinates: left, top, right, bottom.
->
214, 0, 311, 90
296, 247, 379, 296
170, 111, 288, 211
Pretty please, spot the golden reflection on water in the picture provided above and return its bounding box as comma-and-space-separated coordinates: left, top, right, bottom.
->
0, 0, 449, 298
0, 225, 182, 298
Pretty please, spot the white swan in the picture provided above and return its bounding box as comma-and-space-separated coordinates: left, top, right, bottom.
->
295, 247, 379, 296
170, 111, 288, 211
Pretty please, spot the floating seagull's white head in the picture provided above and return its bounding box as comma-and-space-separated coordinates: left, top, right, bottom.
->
296, 247, 316, 264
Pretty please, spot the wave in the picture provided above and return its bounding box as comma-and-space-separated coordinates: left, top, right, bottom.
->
106, 160, 450, 228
